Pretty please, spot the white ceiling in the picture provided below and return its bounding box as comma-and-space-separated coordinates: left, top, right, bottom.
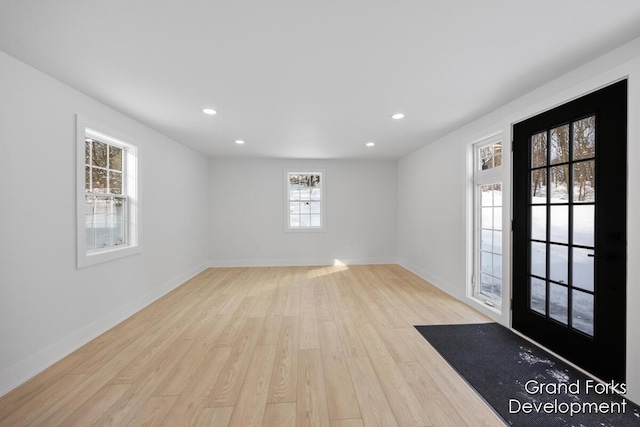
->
2, 0, 640, 159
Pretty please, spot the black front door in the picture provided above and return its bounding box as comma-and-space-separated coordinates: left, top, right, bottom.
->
512, 80, 627, 382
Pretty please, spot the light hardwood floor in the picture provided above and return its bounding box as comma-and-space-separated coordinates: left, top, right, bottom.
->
0, 265, 505, 426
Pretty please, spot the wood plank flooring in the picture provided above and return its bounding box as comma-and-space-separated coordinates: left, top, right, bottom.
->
0, 265, 504, 426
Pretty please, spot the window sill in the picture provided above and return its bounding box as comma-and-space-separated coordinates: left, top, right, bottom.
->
284, 227, 326, 233
469, 294, 502, 316
77, 245, 141, 268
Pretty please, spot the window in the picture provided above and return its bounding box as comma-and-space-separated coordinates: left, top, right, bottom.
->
479, 139, 503, 170
285, 170, 325, 232
472, 137, 503, 307
85, 137, 126, 249
76, 116, 139, 268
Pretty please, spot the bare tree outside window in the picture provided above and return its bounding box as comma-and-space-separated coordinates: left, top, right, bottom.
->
287, 172, 323, 229
530, 117, 595, 203
573, 116, 595, 202
85, 137, 127, 249
480, 141, 503, 170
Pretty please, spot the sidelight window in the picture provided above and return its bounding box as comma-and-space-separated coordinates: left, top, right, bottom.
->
473, 137, 503, 307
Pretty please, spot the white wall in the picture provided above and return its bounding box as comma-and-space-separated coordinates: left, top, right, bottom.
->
0, 51, 210, 396
397, 37, 640, 403
209, 158, 397, 266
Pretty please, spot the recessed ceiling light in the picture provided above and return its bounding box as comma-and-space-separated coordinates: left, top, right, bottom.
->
235, 140, 245, 145
391, 113, 405, 120
366, 142, 375, 147
203, 108, 217, 115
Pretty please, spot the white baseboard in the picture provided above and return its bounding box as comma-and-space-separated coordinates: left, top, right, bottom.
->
397, 258, 502, 322
397, 259, 462, 298
209, 256, 398, 268
0, 261, 208, 398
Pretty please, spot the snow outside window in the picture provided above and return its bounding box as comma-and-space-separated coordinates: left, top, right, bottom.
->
285, 170, 325, 232
77, 116, 139, 268
473, 138, 503, 307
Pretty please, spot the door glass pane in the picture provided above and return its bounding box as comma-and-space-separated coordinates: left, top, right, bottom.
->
549, 244, 568, 284
531, 169, 547, 204
549, 165, 569, 203
573, 205, 594, 247
550, 124, 569, 165
573, 116, 595, 161
531, 242, 546, 278
531, 206, 546, 241
549, 283, 568, 325
573, 248, 594, 292
572, 290, 594, 336
530, 277, 546, 315
549, 205, 568, 244
531, 132, 547, 168
573, 161, 595, 203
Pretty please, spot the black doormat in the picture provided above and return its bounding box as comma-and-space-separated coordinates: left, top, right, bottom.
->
415, 323, 640, 426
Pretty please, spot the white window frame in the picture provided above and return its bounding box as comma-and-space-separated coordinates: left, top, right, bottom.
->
76, 115, 140, 268
284, 169, 326, 232
470, 134, 504, 310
